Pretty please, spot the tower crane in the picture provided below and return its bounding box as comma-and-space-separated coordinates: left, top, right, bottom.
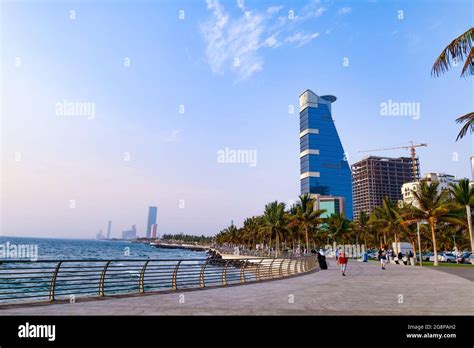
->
358, 142, 428, 180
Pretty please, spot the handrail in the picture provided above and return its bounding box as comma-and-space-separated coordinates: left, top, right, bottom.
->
98, 261, 111, 297
221, 260, 230, 286
199, 260, 209, 288
171, 261, 182, 291
139, 260, 150, 293
48, 261, 62, 302
0, 256, 317, 305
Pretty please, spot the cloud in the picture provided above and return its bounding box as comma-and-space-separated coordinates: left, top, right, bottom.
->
263, 34, 280, 48
236, 0, 245, 11
201, 0, 325, 80
267, 5, 283, 15
338, 7, 351, 15
299, 0, 326, 20
163, 130, 180, 143
202, 0, 266, 79
285, 32, 319, 47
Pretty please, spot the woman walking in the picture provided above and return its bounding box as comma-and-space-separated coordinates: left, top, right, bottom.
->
378, 246, 388, 270
337, 250, 348, 276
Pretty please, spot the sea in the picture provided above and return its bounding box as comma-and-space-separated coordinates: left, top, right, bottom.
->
0, 236, 212, 303
0, 236, 206, 260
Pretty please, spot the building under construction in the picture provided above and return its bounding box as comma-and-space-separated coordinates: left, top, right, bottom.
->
351, 156, 419, 220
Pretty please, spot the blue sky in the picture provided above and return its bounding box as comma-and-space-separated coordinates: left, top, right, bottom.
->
1, 0, 473, 238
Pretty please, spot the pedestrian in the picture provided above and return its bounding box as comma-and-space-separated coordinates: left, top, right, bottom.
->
317, 248, 328, 270
337, 250, 348, 276
378, 246, 387, 270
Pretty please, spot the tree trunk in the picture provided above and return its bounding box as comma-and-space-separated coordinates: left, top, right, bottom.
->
409, 235, 416, 266
304, 225, 309, 254
276, 233, 280, 258
430, 221, 439, 267
466, 205, 474, 255
394, 231, 398, 254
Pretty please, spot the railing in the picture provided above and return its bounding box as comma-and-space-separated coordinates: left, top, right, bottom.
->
0, 256, 317, 304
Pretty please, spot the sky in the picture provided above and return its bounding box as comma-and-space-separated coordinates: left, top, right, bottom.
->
1, 0, 473, 239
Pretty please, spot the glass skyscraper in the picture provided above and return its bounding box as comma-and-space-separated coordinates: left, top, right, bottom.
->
299, 89, 353, 219
146, 206, 158, 238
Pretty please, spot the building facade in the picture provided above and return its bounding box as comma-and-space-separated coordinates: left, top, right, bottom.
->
146, 206, 158, 238
313, 194, 346, 218
122, 224, 137, 240
401, 172, 459, 208
298, 89, 353, 219
106, 220, 112, 240
352, 156, 417, 220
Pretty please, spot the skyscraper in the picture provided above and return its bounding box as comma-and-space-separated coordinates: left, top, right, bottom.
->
298, 89, 353, 219
352, 156, 416, 220
146, 206, 157, 238
106, 220, 112, 239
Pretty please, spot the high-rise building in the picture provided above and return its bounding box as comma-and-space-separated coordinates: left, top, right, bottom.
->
106, 220, 112, 239
313, 194, 346, 218
151, 224, 157, 239
146, 206, 157, 238
96, 229, 104, 240
401, 172, 459, 208
121, 225, 137, 240
298, 89, 353, 219
352, 156, 417, 220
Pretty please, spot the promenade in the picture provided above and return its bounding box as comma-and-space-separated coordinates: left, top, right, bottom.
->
1, 261, 472, 315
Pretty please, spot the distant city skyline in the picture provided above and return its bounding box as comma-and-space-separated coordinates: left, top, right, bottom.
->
146, 206, 158, 239
1, 0, 472, 238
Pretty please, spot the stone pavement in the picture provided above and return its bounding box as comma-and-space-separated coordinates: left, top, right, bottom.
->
428, 266, 474, 281
0, 261, 472, 315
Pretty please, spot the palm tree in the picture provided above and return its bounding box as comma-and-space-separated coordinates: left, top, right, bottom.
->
449, 179, 474, 253
285, 204, 301, 251
432, 27, 473, 141
432, 27, 474, 78
454, 113, 474, 141
373, 197, 402, 249
323, 213, 352, 245
355, 211, 370, 247
289, 194, 325, 253
403, 181, 465, 266
261, 201, 286, 257
242, 217, 259, 249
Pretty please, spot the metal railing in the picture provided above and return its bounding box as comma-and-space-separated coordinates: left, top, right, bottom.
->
0, 256, 317, 304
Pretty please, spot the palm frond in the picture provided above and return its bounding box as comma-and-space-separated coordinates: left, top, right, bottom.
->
432, 27, 474, 77
455, 112, 474, 140
461, 44, 474, 77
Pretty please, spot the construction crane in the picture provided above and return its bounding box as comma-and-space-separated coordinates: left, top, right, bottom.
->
358, 142, 428, 180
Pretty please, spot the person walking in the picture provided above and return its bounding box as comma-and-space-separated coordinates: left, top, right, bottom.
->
337, 250, 348, 276
317, 248, 328, 270
378, 246, 387, 270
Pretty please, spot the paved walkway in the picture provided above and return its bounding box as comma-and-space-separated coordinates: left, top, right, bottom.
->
428, 266, 474, 281
0, 261, 472, 315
